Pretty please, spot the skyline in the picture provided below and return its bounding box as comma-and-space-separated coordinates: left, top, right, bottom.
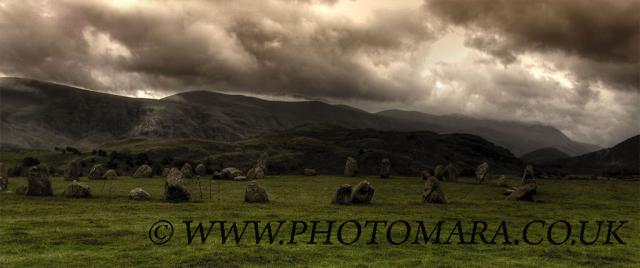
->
0, 0, 638, 146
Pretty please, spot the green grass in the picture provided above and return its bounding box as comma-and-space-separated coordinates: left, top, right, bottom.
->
1, 176, 638, 267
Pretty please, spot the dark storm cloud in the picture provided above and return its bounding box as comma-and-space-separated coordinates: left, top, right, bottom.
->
427, 0, 640, 91
0, 0, 637, 146
0, 0, 436, 101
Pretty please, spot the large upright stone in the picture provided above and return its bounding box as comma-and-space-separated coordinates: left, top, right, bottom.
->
522, 164, 535, 184
256, 152, 269, 173
26, 166, 53, 196
62, 180, 92, 198
445, 163, 458, 181
88, 164, 106, 180
103, 169, 118, 180
475, 162, 489, 184
195, 164, 207, 177
181, 163, 193, 179
332, 184, 352, 205
423, 176, 447, 203
164, 168, 190, 202
344, 157, 358, 177
434, 165, 445, 181
63, 160, 81, 181
380, 158, 391, 178
244, 180, 269, 203
133, 164, 153, 178
350, 180, 375, 204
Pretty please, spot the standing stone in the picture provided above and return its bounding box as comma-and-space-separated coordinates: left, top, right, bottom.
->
26, 166, 53, 196
344, 157, 358, 177
522, 164, 535, 184
63, 160, 81, 181
195, 164, 207, 176
303, 169, 317, 176
445, 163, 458, 181
161, 167, 171, 177
129, 187, 151, 201
247, 167, 265, 180
506, 182, 537, 201
254, 167, 265, 179
256, 152, 269, 174
233, 176, 249, 181
88, 164, 106, 180
247, 168, 256, 180
244, 180, 269, 203
380, 158, 391, 178
434, 165, 445, 181
423, 176, 447, 203
332, 184, 352, 205
221, 167, 242, 180
475, 162, 489, 184
62, 180, 92, 198
103, 169, 118, 180
350, 180, 375, 204
133, 164, 153, 178
164, 168, 190, 202
181, 163, 193, 179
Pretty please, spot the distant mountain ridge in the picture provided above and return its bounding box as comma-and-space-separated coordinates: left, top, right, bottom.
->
0, 77, 599, 157
376, 109, 600, 156
541, 135, 639, 176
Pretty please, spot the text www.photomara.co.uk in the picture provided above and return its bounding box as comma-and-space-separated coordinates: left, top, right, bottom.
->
148, 220, 628, 246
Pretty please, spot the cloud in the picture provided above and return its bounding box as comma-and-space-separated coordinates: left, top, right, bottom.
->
426, 0, 640, 91
0, 0, 637, 146
0, 0, 437, 101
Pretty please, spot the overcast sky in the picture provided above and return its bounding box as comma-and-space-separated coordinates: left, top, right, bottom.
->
0, 0, 638, 146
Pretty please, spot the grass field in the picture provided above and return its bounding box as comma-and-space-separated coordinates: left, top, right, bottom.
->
1, 175, 638, 267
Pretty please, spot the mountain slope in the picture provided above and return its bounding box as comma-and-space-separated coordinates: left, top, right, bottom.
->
376, 109, 599, 156
521, 147, 570, 164
542, 135, 639, 176
1, 77, 599, 158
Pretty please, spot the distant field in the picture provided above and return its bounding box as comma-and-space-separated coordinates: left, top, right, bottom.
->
1, 176, 638, 267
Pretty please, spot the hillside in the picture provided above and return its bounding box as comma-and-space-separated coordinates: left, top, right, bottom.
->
542, 135, 639, 176
521, 147, 570, 165
1, 77, 598, 158
376, 109, 600, 156
0, 124, 524, 177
